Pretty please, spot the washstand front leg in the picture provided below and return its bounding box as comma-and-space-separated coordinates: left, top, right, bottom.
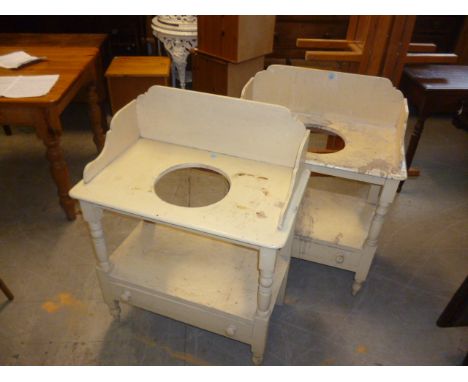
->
80, 201, 120, 320
251, 247, 278, 365
354, 180, 398, 295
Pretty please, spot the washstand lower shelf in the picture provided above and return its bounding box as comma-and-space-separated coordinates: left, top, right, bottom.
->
101, 221, 289, 347
292, 177, 381, 294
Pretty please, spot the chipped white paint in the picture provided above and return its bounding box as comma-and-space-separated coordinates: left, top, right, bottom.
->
70, 85, 309, 364
242, 66, 408, 294
242, 65, 408, 180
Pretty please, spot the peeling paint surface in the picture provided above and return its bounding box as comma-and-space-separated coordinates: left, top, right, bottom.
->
243, 65, 408, 180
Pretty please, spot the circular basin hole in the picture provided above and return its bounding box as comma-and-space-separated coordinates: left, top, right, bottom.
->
306, 124, 345, 154
154, 165, 230, 207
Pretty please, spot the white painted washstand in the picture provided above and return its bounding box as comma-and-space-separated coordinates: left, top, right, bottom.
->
70, 86, 310, 365
242, 65, 408, 295
151, 15, 197, 89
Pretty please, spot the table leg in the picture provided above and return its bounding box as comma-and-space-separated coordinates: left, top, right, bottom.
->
2, 125, 12, 136
36, 111, 76, 220
453, 100, 468, 131
0, 278, 14, 301
87, 84, 106, 152
398, 115, 428, 192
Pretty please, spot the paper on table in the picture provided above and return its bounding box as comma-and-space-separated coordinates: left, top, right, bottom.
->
0, 51, 45, 69
0, 75, 60, 98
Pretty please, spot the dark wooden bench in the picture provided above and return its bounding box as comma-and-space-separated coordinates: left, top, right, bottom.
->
398, 65, 468, 191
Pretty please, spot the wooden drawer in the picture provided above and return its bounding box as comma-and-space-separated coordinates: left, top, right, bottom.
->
292, 236, 361, 272
108, 281, 254, 345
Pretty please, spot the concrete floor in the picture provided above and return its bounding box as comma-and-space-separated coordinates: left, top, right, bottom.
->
0, 103, 467, 365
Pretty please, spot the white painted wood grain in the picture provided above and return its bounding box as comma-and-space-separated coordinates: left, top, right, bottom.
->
242, 65, 408, 180
136, 85, 306, 168
72, 139, 298, 248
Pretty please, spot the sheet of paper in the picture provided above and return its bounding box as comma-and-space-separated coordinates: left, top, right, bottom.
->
0, 75, 59, 98
0, 51, 44, 69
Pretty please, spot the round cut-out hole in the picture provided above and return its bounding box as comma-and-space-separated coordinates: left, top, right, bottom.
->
154, 165, 230, 207
306, 124, 345, 154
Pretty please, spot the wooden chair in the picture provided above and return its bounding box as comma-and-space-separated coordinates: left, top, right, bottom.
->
297, 16, 390, 75
297, 16, 459, 83
0, 278, 14, 300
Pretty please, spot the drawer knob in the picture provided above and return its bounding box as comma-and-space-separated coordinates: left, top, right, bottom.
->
225, 324, 237, 337
335, 255, 344, 264
120, 290, 131, 302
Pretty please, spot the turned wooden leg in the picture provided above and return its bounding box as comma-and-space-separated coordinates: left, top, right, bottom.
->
251, 247, 277, 365
252, 353, 264, 366
276, 233, 293, 306
355, 180, 397, 295
452, 100, 468, 131
276, 264, 289, 306
87, 84, 106, 152
0, 278, 14, 301
36, 112, 76, 220
256, 248, 276, 315
109, 300, 121, 321
80, 201, 111, 272
81, 201, 119, 319
398, 115, 427, 192
367, 184, 381, 205
251, 313, 269, 365
353, 201, 390, 295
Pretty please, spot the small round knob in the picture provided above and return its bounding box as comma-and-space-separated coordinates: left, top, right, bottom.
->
225, 324, 237, 337
335, 255, 344, 264
120, 290, 131, 302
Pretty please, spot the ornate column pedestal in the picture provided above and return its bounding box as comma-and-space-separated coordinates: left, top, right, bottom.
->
151, 16, 198, 89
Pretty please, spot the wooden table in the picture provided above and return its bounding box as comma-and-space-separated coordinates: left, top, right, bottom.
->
398, 65, 468, 191
0, 35, 108, 220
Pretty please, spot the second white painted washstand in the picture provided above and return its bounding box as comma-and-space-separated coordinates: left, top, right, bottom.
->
70, 86, 310, 364
242, 65, 408, 295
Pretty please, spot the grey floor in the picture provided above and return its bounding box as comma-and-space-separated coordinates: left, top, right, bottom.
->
0, 104, 467, 366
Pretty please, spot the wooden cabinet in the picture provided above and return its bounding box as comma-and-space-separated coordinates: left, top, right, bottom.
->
192, 51, 264, 97
197, 16, 275, 63
193, 16, 274, 97
105, 56, 170, 114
